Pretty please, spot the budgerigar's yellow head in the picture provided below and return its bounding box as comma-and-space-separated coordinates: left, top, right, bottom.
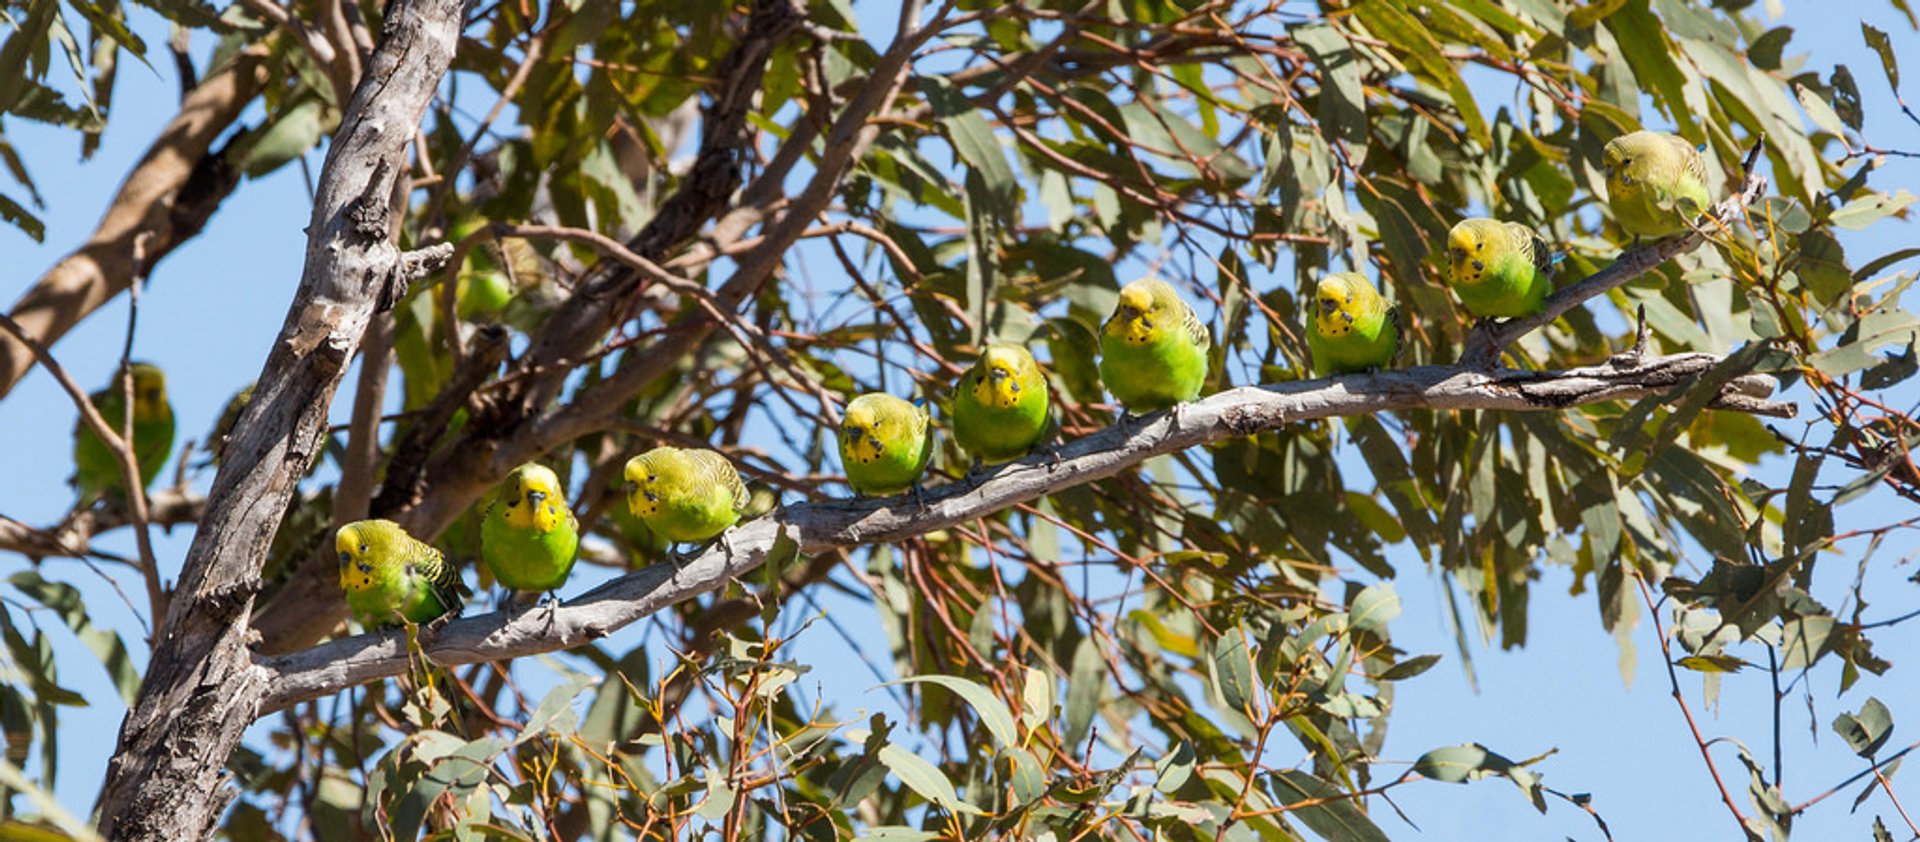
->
841, 396, 884, 465
1107, 278, 1172, 345
126, 362, 169, 423
337, 520, 398, 594
1313, 273, 1377, 337
499, 463, 567, 532
1447, 219, 1499, 285
624, 448, 682, 518
1602, 131, 1672, 192
970, 343, 1034, 409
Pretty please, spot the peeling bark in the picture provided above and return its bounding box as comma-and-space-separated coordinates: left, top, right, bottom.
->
92, 2, 465, 837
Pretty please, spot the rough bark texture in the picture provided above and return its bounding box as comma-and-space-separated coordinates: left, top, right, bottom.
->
247, 0, 824, 652
257, 349, 1794, 713
0, 48, 269, 398
92, 1, 464, 837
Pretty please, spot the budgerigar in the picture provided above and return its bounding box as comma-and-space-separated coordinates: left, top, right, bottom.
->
72, 361, 175, 506
623, 447, 749, 561
1445, 218, 1556, 320
840, 393, 933, 497
953, 342, 1050, 465
1602, 131, 1712, 239
481, 463, 579, 603
1308, 273, 1398, 376
1099, 277, 1211, 414
337, 519, 467, 629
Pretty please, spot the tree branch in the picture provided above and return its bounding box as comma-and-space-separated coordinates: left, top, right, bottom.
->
257, 349, 1794, 713
0, 488, 204, 561
0, 46, 270, 398
94, 0, 466, 836
1458, 141, 1770, 370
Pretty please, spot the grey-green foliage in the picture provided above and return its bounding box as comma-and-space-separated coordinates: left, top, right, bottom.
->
10, 0, 1920, 839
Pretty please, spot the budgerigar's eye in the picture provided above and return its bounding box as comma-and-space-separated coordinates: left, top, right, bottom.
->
360, 544, 369, 554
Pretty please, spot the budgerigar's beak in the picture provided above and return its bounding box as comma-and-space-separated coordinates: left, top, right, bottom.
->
527, 490, 548, 507
357, 561, 372, 573
844, 425, 865, 441
1319, 297, 1339, 317
989, 367, 1009, 382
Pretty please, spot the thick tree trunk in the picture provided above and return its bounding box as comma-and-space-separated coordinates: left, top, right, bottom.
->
92, 1, 464, 837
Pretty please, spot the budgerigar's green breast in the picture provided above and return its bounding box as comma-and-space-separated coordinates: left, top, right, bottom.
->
481, 464, 580, 592
841, 394, 933, 496
1309, 273, 1398, 376
953, 344, 1050, 464
1099, 279, 1210, 413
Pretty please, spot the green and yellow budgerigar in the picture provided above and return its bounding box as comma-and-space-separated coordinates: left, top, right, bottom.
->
840, 393, 933, 497
1308, 273, 1398, 376
481, 463, 579, 599
1445, 218, 1556, 320
73, 361, 175, 507
337, 519, 467, 629
953, 342, 1050, 465
1602, 130, 1713, 239
623, 446, 749, 560
1100, 277, 1211, 414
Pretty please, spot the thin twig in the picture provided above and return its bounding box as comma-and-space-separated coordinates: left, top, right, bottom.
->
1636, 572, 1754, 837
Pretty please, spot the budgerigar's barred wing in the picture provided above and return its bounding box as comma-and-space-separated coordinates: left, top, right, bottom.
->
1180, 300, 1212, 351
407, 539, 469, 611
1666, 134, 1708, 185
688, 450, 750, 513
1505, 222, 1554, 275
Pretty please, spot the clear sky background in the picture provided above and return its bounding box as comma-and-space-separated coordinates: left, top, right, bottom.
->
1, 2, 1919, 839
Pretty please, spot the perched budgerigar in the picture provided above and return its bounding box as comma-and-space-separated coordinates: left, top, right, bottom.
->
1602, 131, 1712, 239
1099, 277, 1211, 414
337, 519, 467, 629
840, 393, 933, 497
1445, 218, 1556, 320
481, 463, 579, 603
72, 361, 176, 507
623, 447, 750, 561
953, 343, 1050, 465
1308, 273, 1398, 376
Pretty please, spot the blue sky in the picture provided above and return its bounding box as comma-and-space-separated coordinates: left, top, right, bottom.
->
1, 2, 1919, 839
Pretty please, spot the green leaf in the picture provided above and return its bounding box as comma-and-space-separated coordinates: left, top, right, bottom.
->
919, 75, 1015, 218
0, 758, 102, 842
877, 744, 980, 815
1018, 665, 1051, 731
1831, 190, 1917, 230
1348, 584, 1402, 635
1676, 654, 1751, 673
1064, 635, 1104, 748
1266, 769, 1390, 842
1863, 23, 1901, 92
1154, 741, 1195, 794
1378, 653, 1441, 681
1211, 627, 1256, 714
1796, 85, 1848, 139
0, 193, 45, 242
1414, 743, 1506, 784
1834, 698, 1895, 758
890, 675, 1019, 748
1293, 24, 1366, 152
518, 674, 591, 742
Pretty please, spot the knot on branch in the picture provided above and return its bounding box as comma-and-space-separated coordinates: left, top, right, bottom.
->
349, 159, 395, 240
